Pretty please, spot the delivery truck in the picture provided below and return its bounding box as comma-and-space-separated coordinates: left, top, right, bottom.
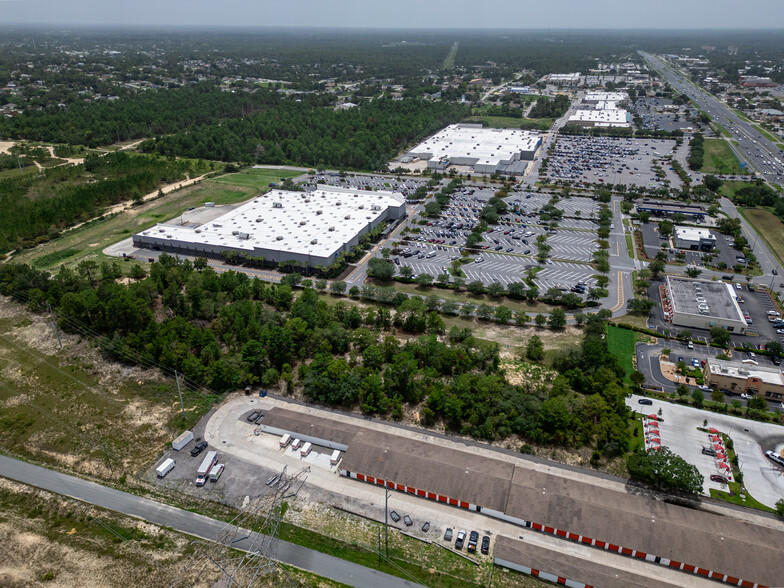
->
330, 449, 341, 465
172, 430, 193, 451
197, 451, 218, 476
155, 458, 175, 478
279, 433, 291, 448
300, 442, 312, 457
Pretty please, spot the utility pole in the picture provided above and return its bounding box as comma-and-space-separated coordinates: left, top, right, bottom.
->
174, 370, 185, 419
384, 486, 390, 557
48, 303, 62, 349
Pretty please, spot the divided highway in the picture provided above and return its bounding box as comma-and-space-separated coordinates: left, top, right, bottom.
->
641, 51, 784, 186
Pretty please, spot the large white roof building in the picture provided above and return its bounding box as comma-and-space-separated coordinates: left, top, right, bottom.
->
567, 109, 630, 128
133, 186, 406, 267
584, 92, 628, 104
406, 123, 541, 175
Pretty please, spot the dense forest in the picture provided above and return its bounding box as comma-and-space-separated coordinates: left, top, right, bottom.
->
0, 258, 633, 453
0, 152, 209, 252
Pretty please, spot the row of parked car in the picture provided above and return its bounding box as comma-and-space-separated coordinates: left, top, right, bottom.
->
388, 512, 491, 555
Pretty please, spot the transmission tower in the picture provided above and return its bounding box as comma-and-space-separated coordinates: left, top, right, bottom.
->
171, 465, 310, 588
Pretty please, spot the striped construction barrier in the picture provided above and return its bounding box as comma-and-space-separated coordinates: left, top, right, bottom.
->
341, 469, 767, 588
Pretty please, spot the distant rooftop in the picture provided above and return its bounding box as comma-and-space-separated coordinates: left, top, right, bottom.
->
675, 226, 714, 241
568, 108, 630, 126
707, 358, 784, 386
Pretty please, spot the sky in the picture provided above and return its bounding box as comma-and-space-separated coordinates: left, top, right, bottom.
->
1, 0, 783, 30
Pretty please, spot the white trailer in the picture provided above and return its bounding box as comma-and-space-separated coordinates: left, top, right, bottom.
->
291, 438, 301, 450
300, 442, 312, 457
197, 451, 217, 476
155, 458, 175, 478
279, 433, 291, 448
330, 449, 341, 465
172, 430, 193, 451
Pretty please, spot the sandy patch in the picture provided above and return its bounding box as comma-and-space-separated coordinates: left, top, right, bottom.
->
0, 141, 15, 154
659, 358, 689, 384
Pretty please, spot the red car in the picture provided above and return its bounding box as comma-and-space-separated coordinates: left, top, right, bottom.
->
710, 474, 728, 484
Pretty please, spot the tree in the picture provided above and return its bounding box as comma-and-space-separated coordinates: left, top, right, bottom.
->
776, 498, 784, 518
627, 298, 655, 315
626, 447, 703, 494
630, 371, 646, 388
710, 326, 731, 347
534, 313, 547, 327
466, 280, 485, 295
710, 388, 724, 404
692, 389, 704, 408
130, 265, 146, 280
487, 282, 506, 298
526, 335, 545, 361
747, 395, 767, 412
649, 259, 665, 279
494, 305, 512, 323
514, 311, 530, 326
477, 304, 494, 320
685, 267, 702, 278
436, 272, 451, 285
548, 307, 567, 329
368, 258, 395, 282
415, 273, 434, 287
330, 280, 347, 295
399, 266, 413, 279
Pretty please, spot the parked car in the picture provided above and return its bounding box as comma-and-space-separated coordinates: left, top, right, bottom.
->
638, 398, 653, 405
455, 529, 466, 549
702, 446, 716, 456
481, 535, 490, 555
390, 510, 401, 523
421, 521, 430, 533
403, 514, 413, 527
740, 393, 753, 400
444, 527, 453, 542
190, 440, 208, 457
710, 474, 729, 484
467, 531, 479, 553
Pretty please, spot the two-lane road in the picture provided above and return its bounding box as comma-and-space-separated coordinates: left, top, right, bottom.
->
0, 454, 421, 587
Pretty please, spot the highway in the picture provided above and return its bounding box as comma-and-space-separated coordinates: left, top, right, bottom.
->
641, 52, 784, 186
0, 454, 422, 588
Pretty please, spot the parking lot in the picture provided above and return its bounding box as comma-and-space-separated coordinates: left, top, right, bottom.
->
542, 135, 679, 188
638, 222, 744, 270
312, 172, 429, 199
628, 394, 784, 508
631, 97, 699, 133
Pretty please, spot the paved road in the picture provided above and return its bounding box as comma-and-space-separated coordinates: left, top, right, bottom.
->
0, 454, 422, 588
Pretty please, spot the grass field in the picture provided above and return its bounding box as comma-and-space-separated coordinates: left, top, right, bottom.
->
739, 207, 784, 266
718, 180, 753, 199
442, 42, 458, 70
701, 139, 743, 174
211, 168, 300, 190
606, 324, 636, 383
465, 115, 552, 132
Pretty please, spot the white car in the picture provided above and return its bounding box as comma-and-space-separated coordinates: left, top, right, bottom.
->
698, 385, 711, 391
740, 393, 753, 400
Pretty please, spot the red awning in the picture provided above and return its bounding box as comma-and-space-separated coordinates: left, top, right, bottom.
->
648, 438, 661, 444
714, 444, 724, 451
718, 463, 730, 470
710, 435, 721, 441
709, 428, 719, 434
647, 414, 658, 420
715, 453, 727, 460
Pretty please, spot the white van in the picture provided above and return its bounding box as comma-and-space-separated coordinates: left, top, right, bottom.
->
300, 442, 312, 457
291, 438, 301, 450
426, 251, 436, 258
279, 433, 291, 448
330, 449, 341, 465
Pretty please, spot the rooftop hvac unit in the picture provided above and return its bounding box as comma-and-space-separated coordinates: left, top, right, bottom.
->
328, 226, 335, 232
359, 205, 364, 209
336, 201, 341, 206
371, 204, 381, 211
276, 235, 284, 241
316, 210, 323, 215
238, 233, 250, 240
255, 218, 262, 222
305, 199, 310, 203
344, 215, 351, 220
299, 220, 307, 225
232, 230, 239, 235
159, 228, 165, 232
272, 202, 282, 208
214, 223, 222, 227
311, 239, 318, 244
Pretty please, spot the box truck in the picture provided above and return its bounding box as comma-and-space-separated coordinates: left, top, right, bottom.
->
172, 430, 193, 451
155, 458, 175, 478
291, 438, 301, 450
197, 451, 218, 476
300, 442, 312, 457
330, 449, 341, 465
279, 433, 291, 448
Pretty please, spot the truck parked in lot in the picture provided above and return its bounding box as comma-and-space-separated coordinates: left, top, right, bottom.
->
155, 458, 175, 478
300, 442, 312, 457
197, 451, 218, 476
172, 430, 193, 451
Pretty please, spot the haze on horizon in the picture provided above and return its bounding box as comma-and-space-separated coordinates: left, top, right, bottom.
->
2, 0, 783, 30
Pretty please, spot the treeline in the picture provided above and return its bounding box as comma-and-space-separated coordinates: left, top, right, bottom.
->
688, 133, 704, 170
528, 94, 570, 119
0, 152, 208, 252
139, 96, 468, 170
0, 257, 631, 450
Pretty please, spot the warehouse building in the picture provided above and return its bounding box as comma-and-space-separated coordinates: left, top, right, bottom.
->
132, 186, 405, 268
583, 91, 629, 105
405, 124, 541, 175
704, 359, 784, 401
661, 276, 747, 333
257, 406, 782, 587
674, 226, 716, 250
634, 199, 707, 220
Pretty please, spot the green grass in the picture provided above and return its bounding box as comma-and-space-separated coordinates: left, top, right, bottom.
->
739, 207, 784, 267
718, 180, 753, 199
0, 164, 39, 179
711, 123, 732, 138
607, 324, 636, 382
211, 168, 300, 190
625, 233, 634, 257
709, 487, 776, 513
701, 139, 743, 175
443, 42, 458, 70
31, 248, 82, 268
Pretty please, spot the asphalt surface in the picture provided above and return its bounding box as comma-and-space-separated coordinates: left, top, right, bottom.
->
641, 52, 784, 186
0, 454, 422, 588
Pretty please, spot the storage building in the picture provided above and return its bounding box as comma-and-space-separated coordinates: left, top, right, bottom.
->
661, 276, 747, 334
674, 226, 716, 250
